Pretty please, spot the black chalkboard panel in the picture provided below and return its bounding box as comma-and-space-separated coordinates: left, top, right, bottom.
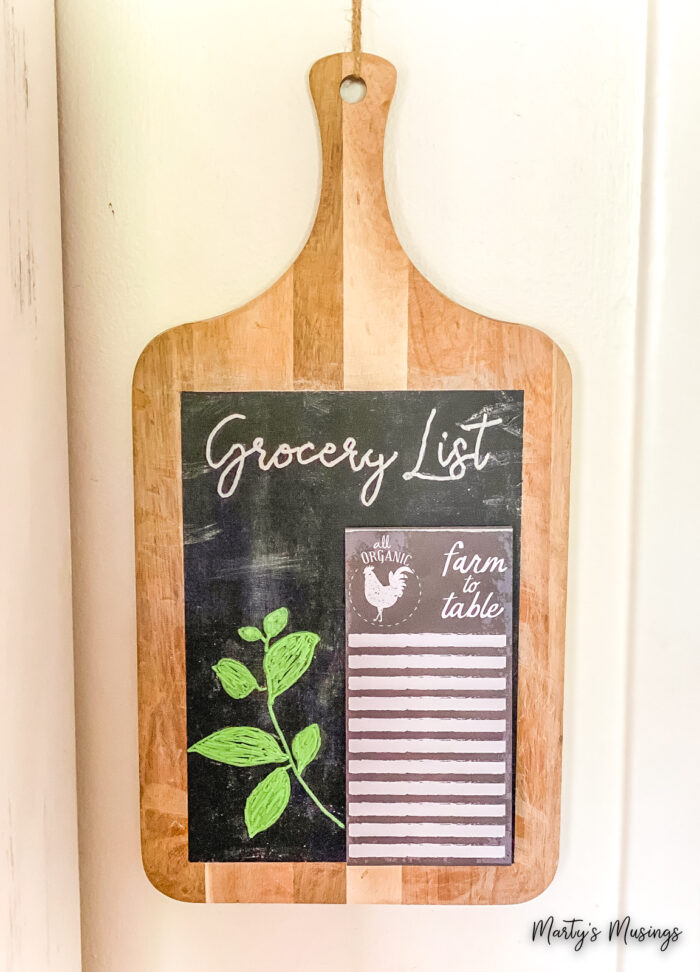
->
181, 390, 523, 863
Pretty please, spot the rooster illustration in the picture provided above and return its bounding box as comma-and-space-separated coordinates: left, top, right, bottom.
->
363, 565, 413, 622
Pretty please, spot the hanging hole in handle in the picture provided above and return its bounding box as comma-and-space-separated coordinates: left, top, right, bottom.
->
340, 75, 367, 103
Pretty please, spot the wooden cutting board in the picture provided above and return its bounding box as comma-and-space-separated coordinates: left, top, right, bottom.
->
133, 52, 571, 905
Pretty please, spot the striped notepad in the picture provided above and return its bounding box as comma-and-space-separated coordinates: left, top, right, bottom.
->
345, 527, 514, 866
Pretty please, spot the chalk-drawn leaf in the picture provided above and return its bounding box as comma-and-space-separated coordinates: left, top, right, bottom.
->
245, 766, 291, 837
212, 658, 259, 699
188, 727, 286, 766
238, 626, 263, 643
291, 723, 321, 774
263, 607, 288, 640
264, 631, 319, 701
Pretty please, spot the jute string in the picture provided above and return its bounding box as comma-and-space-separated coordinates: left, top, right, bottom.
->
352, 0, 362, 77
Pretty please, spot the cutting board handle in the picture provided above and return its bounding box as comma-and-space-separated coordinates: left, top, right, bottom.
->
293, 53, 408, 389
305, 53, 403, 259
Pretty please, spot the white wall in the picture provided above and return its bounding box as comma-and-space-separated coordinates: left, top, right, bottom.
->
620, 2, 700, 968
1, 1, 82, 969
55, 1, 698, 970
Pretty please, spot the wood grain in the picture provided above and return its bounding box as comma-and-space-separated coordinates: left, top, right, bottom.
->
403, 270, 571, 903
133, 52, 571, 904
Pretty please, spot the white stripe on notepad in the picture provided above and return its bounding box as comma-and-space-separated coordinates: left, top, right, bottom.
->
349, 759, 505, 775
348, 780, 506, 796
349, 802, 506, 817
348, 737, 506, 753
348, 696, 505, 712
348, 843, 506, 859
349, 822, 506, 838
348, 634, 506, 648
348, 717, 506, 733
348, 655, 506, 670
348, 676, 506, 692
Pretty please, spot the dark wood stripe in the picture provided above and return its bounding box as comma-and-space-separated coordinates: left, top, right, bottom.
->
347, 835, 504, 846
349, 668, 506, 678
293, 55, 343, 389
348, 773, 505, 783
348, 688, 507, 698
348, 815, 506, 825
349, 710, 506, 720
347, 731, 506, 740
347, 645, 508, 656
349, 751, 505, 762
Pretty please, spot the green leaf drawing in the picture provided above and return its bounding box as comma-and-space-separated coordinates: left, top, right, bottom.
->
263, 606, 288, 640
187, 726, 287, 767
245, 766, 291, 837
291, 723, 321, 774
188, 607, 345, 835
264, 631, 319, 702
212, 658, 260, 699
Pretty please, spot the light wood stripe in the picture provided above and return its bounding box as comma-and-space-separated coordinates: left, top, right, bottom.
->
339, 53, 409, 905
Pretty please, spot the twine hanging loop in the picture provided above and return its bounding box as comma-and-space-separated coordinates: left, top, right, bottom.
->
352, 0, 362, 77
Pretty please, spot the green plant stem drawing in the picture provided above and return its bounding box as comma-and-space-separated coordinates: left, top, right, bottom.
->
188, 606, 344, 838
264, 681, 344, 829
